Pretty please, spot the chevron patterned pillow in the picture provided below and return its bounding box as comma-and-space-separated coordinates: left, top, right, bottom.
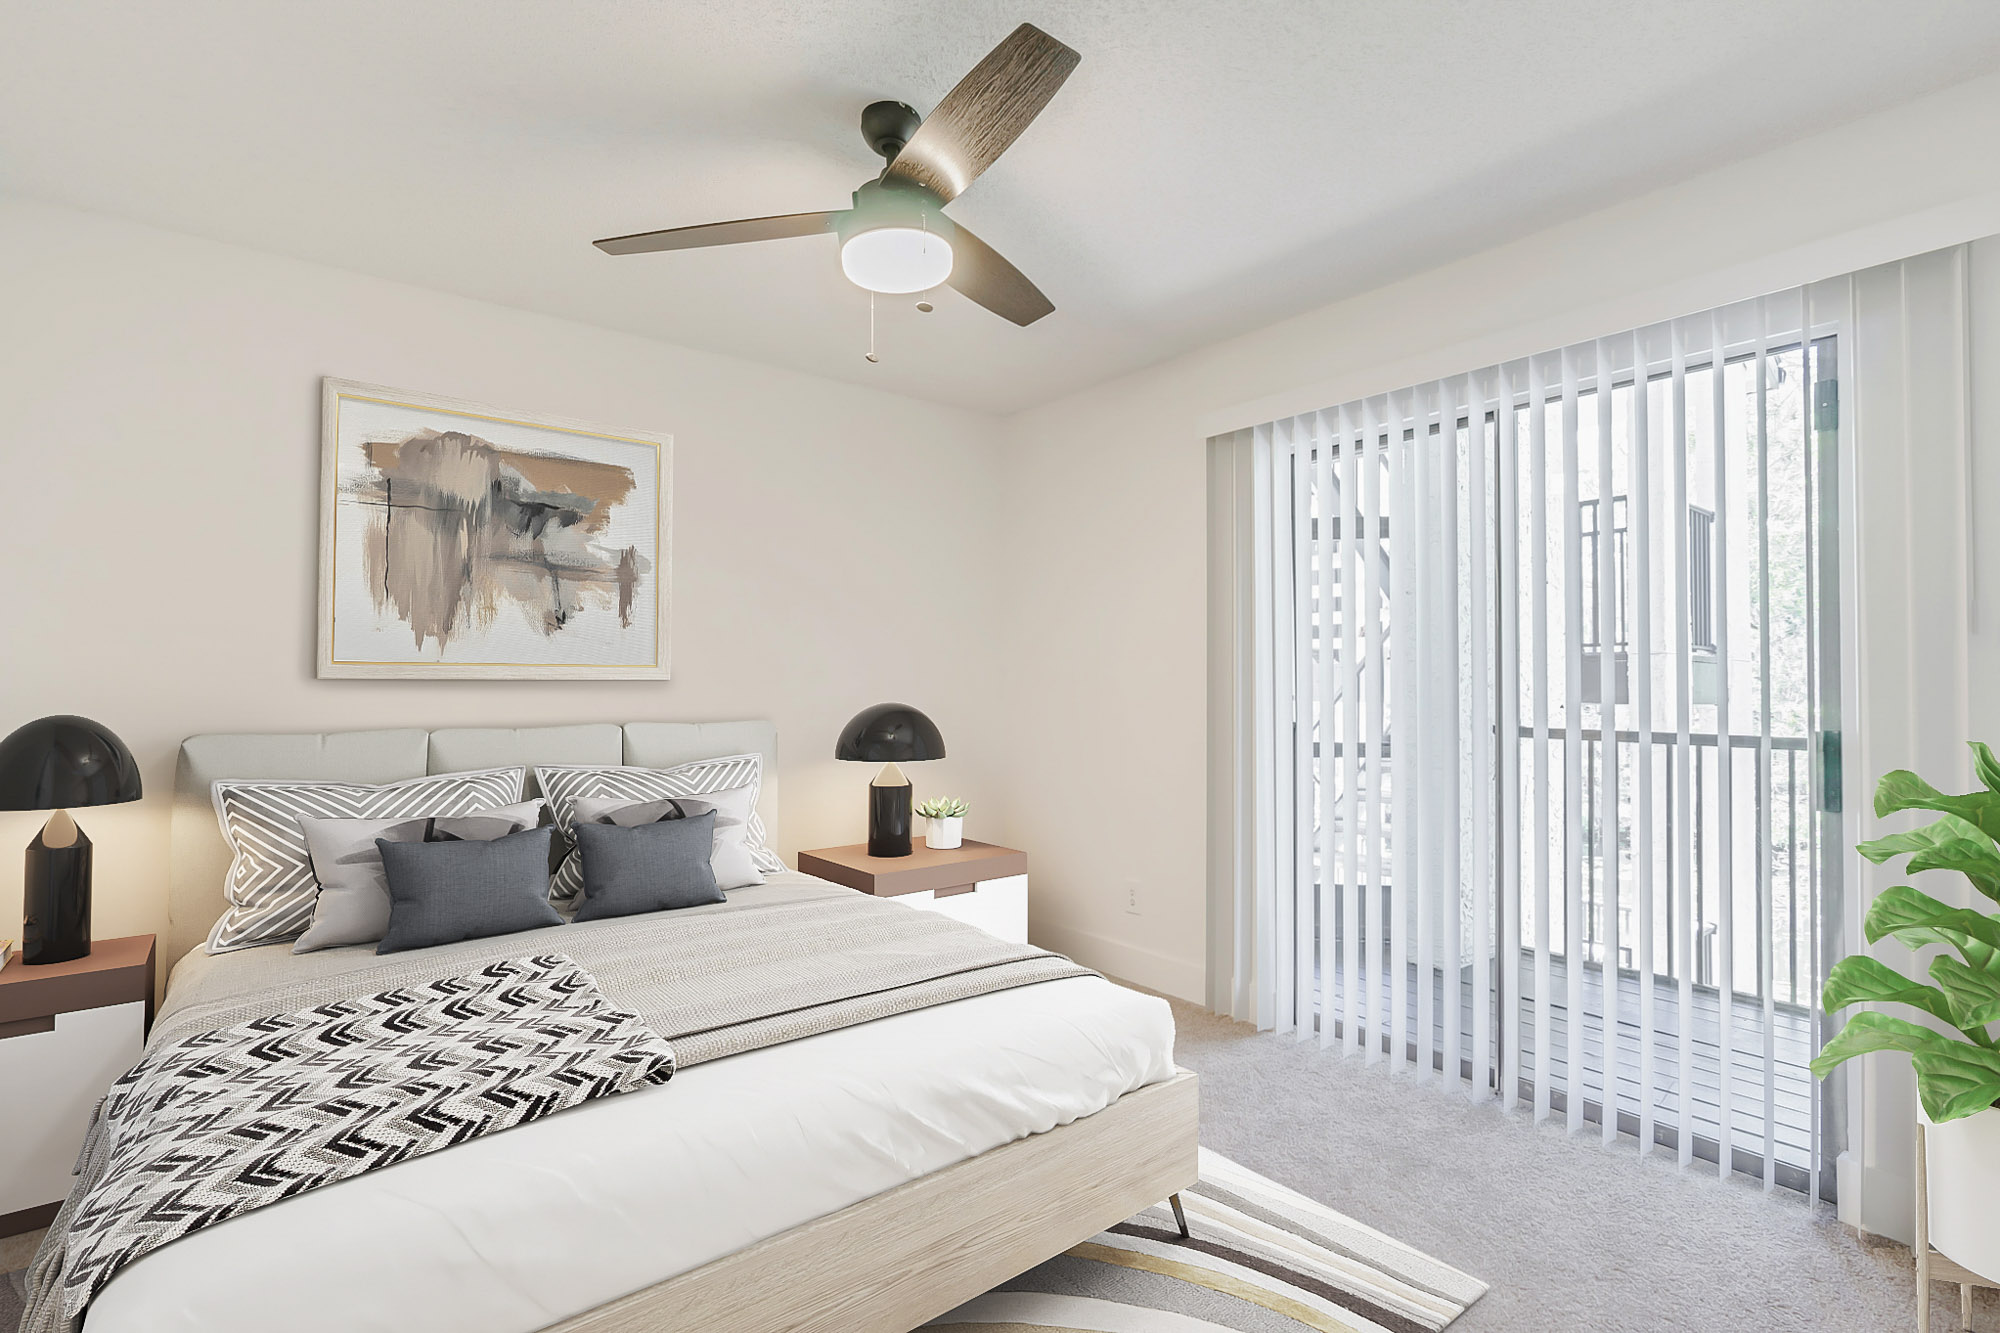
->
536, 754, 782, 903
206, 767, 527, 954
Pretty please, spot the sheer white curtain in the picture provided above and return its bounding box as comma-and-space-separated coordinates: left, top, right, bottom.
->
1210, 281, 1861, 1192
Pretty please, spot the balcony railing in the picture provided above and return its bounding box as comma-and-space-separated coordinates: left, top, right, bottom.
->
1315, 725, 1819, 1010
1311, 724, 1824, 1189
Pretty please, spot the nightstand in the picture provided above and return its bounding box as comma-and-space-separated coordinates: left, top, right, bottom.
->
0, 935, 154, 1235
797, 841, 1028, 944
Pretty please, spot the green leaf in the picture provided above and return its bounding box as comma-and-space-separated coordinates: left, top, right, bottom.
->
1859, 813, 1991, 864
1974, 742, 2000, 796
1875, 769, 1949, 817
1932, 954, 2000, 1029
1808, 1014, 2000, 1120
1907, 839, 2000, 906
1911, 1043, 2000, 1121
1820, 955, 1961, 1026
1865, 884, 2000, 969
1857, 813, 2000, 904
1875, 770, 2000, 841
1809, 1010, 1955, 1080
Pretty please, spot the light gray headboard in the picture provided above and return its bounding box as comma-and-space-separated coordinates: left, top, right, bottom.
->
168, 721, 778, 967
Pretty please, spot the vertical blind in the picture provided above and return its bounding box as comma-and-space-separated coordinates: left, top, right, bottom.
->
1220, 285, 1841, 1193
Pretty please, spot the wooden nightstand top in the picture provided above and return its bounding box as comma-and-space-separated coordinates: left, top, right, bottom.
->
0, 934, 155, 1029
797, 840, 1026, 899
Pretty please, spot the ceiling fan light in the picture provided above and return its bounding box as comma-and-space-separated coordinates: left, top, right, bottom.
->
840, 226, 954, 295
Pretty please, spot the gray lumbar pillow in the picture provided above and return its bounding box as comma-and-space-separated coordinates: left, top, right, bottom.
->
296, 801, 546, 954
376, 825, 562, 954
569, 787, 763, 892
572, 813, 724, 923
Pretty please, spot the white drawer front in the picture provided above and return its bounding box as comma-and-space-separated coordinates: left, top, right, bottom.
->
896, 874, 1028, 945
0, 1001, 146, 1215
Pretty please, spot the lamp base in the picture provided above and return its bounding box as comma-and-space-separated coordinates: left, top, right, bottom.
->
24, 813, 92, 966
868, 777, 913, 858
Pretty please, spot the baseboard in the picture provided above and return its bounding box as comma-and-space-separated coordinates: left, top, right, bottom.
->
1, 1200, 59, 1238
1029, 922, 1203, 1002
1839, 1149, 1916, 1247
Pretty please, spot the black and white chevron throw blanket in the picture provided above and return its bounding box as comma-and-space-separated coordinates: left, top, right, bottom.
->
50, 954, 675, 1320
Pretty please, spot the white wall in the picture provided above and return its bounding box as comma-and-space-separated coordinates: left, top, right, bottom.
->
996, 68, 2000, 1008
0, 196, 1010, 967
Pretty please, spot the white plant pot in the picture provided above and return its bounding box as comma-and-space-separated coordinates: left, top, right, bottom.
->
925, 816, 963, 850
1924, 1104, 2000, 1279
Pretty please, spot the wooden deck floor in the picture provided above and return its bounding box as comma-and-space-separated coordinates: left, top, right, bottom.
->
1320, 950, 1820, 1189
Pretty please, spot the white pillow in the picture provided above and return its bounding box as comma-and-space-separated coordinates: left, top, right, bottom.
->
570, 787, 763, 892
536, 755, 781, 903
294, 800, 548, 954
206, 767, 528, 953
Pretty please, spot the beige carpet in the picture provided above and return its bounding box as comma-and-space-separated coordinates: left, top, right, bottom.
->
0, 1228, 33, 1333
1167, 999, 1956, 1333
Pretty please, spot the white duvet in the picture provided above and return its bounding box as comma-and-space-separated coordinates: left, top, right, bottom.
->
84, 972, 1176, 1333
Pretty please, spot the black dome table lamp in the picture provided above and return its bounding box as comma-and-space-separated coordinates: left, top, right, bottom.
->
0, 715, 143, 965
835, 704, 945, 858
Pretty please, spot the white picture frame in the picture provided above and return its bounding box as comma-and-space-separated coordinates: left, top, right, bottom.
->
316, 378, 673, 680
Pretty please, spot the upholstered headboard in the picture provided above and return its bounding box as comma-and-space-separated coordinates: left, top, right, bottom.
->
167, 721, 778, 967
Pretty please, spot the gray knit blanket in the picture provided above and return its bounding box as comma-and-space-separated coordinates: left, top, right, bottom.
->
23, 876, 1089, 1332
52, 955, 674, 1320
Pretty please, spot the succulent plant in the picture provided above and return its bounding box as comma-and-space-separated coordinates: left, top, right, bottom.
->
915, 795, 969, 820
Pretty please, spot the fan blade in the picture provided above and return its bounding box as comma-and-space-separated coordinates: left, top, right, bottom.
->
594, 211, 839, 256
883, 23, 1079, 202
947, 225, 1053, 326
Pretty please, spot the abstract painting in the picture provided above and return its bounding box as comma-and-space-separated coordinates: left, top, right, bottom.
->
317, 379, 671, 679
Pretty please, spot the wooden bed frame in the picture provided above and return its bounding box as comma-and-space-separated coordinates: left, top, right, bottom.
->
550, 1069, 1200, 1333
171, 724, 1200, 1333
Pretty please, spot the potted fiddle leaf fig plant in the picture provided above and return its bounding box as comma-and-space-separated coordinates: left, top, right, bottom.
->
1811, 742, 2000, 1277
915, 795, 968, 850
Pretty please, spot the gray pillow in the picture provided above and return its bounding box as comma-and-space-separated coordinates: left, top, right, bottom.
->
569, 787, 763, 892
296, 801, 547, 954
376, 826, 562, 954
535, 760, 781, 904
572, 813, 724, 923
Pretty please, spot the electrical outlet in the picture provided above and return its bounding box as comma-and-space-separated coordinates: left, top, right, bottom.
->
1125, 879, 1141, 915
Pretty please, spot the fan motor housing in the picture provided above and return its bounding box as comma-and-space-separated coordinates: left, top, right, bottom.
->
861, 100, 923, 161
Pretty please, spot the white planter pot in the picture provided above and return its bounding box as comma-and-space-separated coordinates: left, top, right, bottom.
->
925, 816, 963, 850
1924, 1105, 2000, 1279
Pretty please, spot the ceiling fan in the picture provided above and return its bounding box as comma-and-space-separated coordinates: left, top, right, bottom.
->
593, 22, 1079, 327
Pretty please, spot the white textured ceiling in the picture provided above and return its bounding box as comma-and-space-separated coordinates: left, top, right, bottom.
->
8, 1, 2000, 413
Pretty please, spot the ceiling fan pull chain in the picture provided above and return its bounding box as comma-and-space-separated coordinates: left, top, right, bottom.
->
865, 289, 880, 364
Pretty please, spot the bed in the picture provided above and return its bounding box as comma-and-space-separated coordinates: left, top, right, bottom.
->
47, 721, 1197, 1333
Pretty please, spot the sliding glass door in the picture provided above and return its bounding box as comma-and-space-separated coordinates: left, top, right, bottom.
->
1291, 293, 1843, 1195
1492, 326, 1839, 1196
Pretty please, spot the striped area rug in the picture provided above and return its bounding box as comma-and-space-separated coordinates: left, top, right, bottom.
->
928, 1148, 1486, 1333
